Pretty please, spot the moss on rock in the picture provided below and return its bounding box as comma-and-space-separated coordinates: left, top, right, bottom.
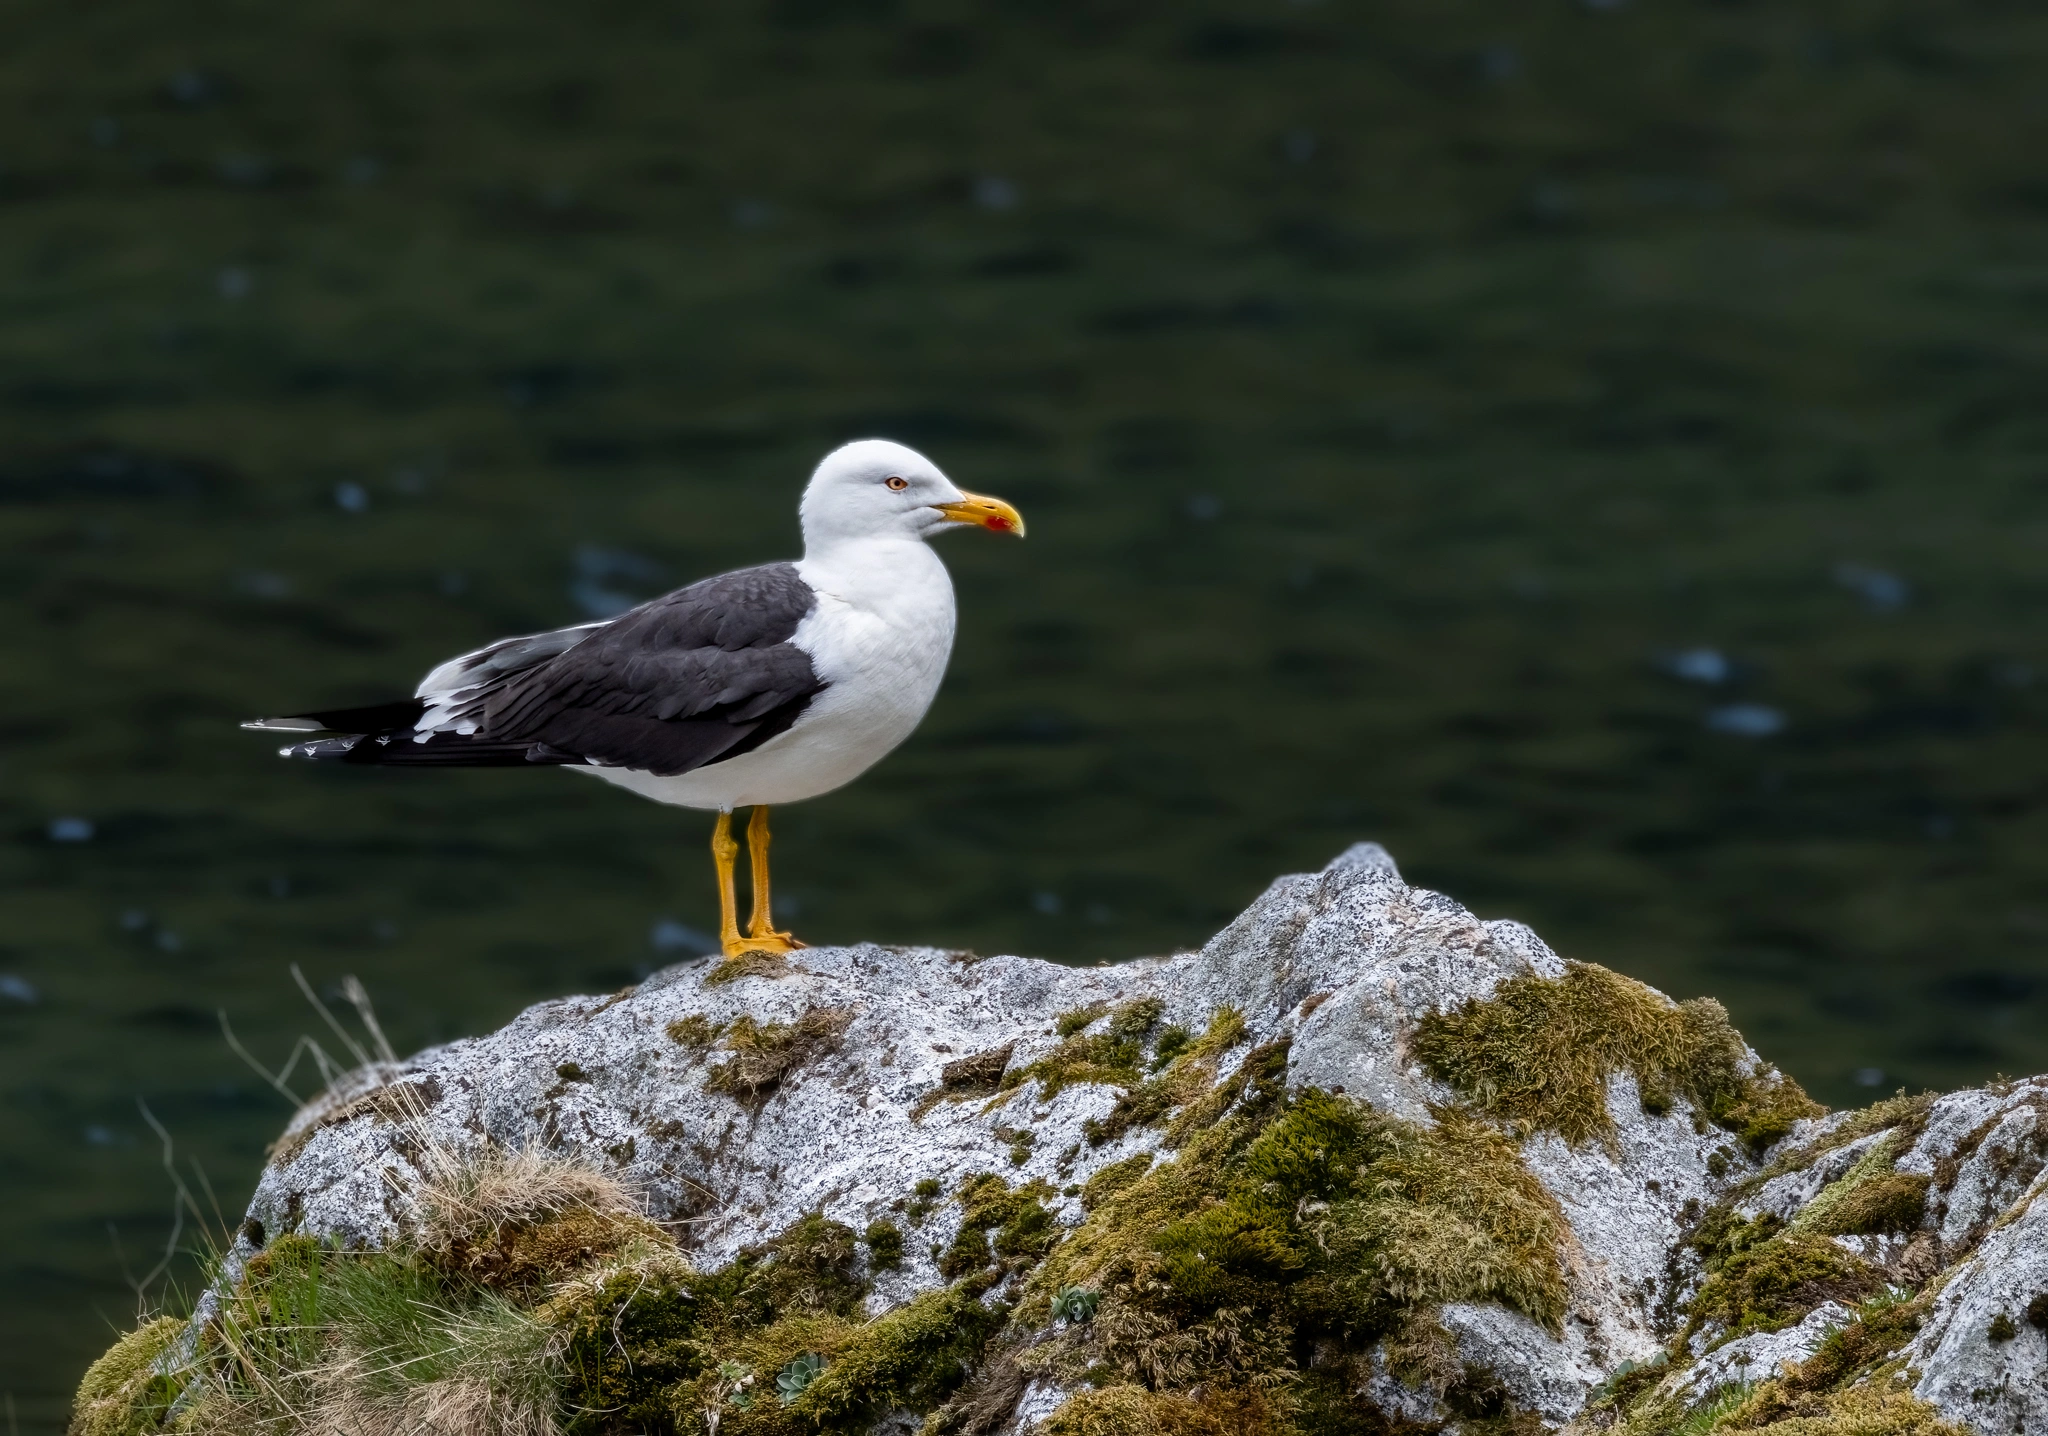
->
863, 1219, 904, 1270
940, 1174, 1058, 1280
1025, 1086, 1565, 1429
1084, 1009, 1249, 1147
1303, 1105, 1570, 1333
1039, 1382, 1288, 1436
1414, 960, 1819, 1151
1003, 998, 1166, 1101
1744, 1093, 1936, 1200
704, 1008, 854, 1102
1082, 1153, 1155, 1211
67, 1315, 183, 1436
1811, 1172, 1930, 1238
784, 1285, 1003, 1427
71, 1138, 1020, 1436
1686, 1232, 1882, 1342
1718, 1379, 1970, 1434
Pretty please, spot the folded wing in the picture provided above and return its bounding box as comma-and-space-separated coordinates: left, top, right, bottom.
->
245, 563, 826, 776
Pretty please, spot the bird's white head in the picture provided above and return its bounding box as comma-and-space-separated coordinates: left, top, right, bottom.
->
798, 438, 1025, 555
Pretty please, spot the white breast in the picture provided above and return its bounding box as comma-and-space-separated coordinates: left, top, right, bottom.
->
582, 538, 957, 811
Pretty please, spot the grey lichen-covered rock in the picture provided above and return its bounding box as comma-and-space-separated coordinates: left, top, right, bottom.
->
1592, 1075, 2048, 1436
1909, 1184, 2048, 1436
123, 847, 2048, 1435
1902, 1080, 2048, 1436
1671, 1302, 1858, 1405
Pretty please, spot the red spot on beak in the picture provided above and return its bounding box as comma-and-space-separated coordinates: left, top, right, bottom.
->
986, 516, 1014, 532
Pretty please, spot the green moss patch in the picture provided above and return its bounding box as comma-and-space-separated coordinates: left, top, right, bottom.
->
1690, 1207, 1787, 1274
68, 1315, 183, 1436
1746, 1093, 1937, 1198
991, 1003, 1257, 1151
1024, 1086, 1565, 1429
1757, 1132, 1932, 1243
1082, 1153, 1155, 1211
1038, 1381, 1290, 1436
665, 1014, 727, 1053
1004, 998, 1166, 1100
1686, 1232, 1882, 1342
1303, 1106, 1569, 1333
783, 1286, 1004, 1429
1717, 1378, 1968, 1434
1414, 961, 1820, 1151
1605, 1297, 1958, 1436
863, 1219, 904, 1271
1083, 1009, 1249, 1148
940, 1174, 1059, 1280
1775, 1293, 1924, 1399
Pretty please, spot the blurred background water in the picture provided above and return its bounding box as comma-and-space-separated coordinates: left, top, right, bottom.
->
3, 0, 2047, 1422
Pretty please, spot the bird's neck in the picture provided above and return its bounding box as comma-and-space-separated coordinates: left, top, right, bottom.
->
798, 536, 951, 614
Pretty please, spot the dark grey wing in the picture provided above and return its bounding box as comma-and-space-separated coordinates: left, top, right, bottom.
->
245, 622, 605, 736
263, 563, 827, 775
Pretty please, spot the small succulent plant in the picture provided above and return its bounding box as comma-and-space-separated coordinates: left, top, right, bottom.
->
777, 1352, 827, 1404
1051, 1285, 1100, 1323
708, 1362, 756, 1430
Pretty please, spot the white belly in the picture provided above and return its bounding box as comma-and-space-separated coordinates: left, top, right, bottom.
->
578, 541, 956, 812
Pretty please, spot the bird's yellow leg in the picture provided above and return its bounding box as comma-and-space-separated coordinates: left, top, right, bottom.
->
711, 810, 747, 957
744, 805, 805, 950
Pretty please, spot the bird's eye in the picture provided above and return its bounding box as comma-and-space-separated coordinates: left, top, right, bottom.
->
885, 476, 909, 491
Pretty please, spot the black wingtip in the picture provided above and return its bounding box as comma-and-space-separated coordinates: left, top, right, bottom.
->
244, 699, 428, 737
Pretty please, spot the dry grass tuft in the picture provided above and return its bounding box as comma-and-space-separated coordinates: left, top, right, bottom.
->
171, 1232, 570, 1436
416, 1143, 640, 1237
267, 1073, 441, 1165
411, 1142, 656, 1290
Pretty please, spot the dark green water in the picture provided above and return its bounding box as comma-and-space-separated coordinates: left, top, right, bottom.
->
4, 0, 2047, 1423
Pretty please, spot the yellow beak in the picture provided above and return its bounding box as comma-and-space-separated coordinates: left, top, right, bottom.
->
934, 492, 1026, 538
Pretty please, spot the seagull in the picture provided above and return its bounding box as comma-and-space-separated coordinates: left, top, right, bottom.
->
244, 439, 1024, 959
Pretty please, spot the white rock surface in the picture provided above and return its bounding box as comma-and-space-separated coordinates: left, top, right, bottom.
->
199, 844, 2048, 1433
1899, 1079, 2048, 1250
1909, 1177, 2048, 1436
1673, 1302, 1857, 1404
1741, 1130, 1891, 1224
